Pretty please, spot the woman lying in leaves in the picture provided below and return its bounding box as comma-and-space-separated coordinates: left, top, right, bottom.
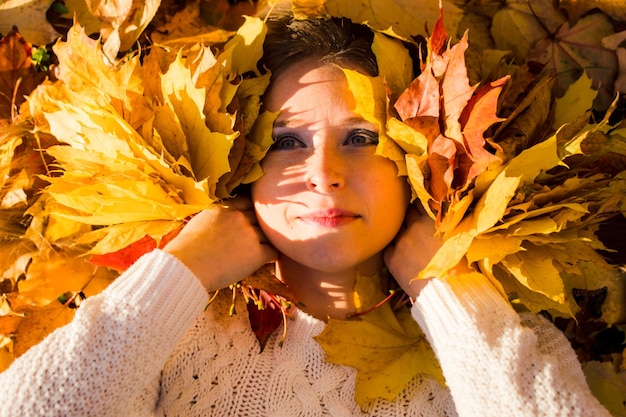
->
0, 10, 613, 417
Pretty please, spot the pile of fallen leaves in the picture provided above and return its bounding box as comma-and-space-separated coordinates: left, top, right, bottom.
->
0, 0, 272, 370
0, 0, 625, 413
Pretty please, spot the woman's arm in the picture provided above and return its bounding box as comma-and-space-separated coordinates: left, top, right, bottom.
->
0, 250, 208, 417
0, 201, 277, 417
412, 273, 611, 417
385, 208, 611, 417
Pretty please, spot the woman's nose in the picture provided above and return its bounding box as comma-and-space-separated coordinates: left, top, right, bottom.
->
305, 147, 345, 192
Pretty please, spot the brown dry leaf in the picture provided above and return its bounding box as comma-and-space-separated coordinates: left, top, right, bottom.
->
85, 0, 132, 23
0, 296, 22, 336
491, 0, 567, 63
560, 0, 626, 22
200, 0, 260, 30
0, 249, 116, 368
0, 241, 31, 288
150, 2, 233, 43
579, 131, 626, 174
601, 30, 626, 96
1, 169, 29, 208
395, 23, 507, 217
455, 9, 494, 60
0, 27, 45, 121
494, 70, 555, 161
527, 13, 617, 111
570, 262, 626, 327
446, 0, 503, 18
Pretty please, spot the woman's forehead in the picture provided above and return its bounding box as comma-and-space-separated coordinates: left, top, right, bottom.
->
265, 61, 347, 103
264, 61, 380, 128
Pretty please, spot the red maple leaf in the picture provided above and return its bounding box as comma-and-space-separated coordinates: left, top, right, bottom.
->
246, 290, 287, 352
89, 227, 182, 272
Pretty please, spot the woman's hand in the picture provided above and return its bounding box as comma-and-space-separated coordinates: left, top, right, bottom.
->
384, 206, 442, 300
164, 197, 278, 292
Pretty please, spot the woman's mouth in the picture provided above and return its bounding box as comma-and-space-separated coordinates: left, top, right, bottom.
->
298, 209, 360, 227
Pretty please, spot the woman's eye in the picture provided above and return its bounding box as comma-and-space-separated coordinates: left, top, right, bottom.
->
344, 129, 379, 146
270, 135, 305, 150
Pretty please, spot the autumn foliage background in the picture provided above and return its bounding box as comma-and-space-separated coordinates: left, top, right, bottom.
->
0, 0, 626, 414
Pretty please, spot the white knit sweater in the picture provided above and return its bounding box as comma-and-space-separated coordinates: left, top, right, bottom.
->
0, 250, 610, 417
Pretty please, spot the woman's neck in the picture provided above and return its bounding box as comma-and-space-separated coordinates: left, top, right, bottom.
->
276, 254, 384, 321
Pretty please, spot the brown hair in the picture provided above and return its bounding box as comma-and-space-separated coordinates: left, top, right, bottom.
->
259, 12, 378, 79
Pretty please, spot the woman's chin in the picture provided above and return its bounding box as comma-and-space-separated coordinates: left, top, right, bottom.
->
276, 249, 383, 277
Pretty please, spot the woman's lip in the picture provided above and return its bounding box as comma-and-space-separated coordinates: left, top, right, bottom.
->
298, 209, 360, 227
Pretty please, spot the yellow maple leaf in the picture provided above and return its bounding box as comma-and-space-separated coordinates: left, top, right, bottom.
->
341, 68, 407, 175
418, 131, 564, 279
78, 220, 183, 255
583, 361, 626, 417
18, 252, 115, 306
385, 117, 429, 157
9, 300, 76, 359
219, 16, 267, 77
0, 134, 22, 192
25, 16, 273, 262
501, 246, 567, 305
315, 273, 444, 407
27, 67, 209, 253
0, 249, 116, 370
52, 22, 153, 129
43, 165, 203, 226
242, 110, 278, 184
292, 0, 463, 40
371, 31, 414, 99
553, 72, 596, 129
0, 336, 14, 372
158, 51, 236, 194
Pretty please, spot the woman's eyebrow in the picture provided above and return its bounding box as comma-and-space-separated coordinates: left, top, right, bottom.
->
274, 116, 375, 129
273, 119, 303, 128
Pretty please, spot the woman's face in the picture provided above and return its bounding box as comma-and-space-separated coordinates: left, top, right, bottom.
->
251, 61, 410, 275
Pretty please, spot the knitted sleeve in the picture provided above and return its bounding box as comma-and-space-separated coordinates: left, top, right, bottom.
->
411, 273, 611, 417
0, 249, 209, 417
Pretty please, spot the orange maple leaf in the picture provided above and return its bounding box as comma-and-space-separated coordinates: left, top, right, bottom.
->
395, 30, 507, 217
